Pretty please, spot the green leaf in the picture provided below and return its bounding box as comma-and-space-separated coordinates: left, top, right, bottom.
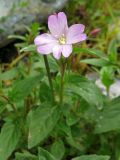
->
51, 139, 65, 160
15, 151, 37, 160
0, 100, 6, 114
94, 97, 120, 133
28, 105, 60, 148
8, 35, 27, 41
9, 75, 43, 102
108, 39, 117, 62
66, 74, 103, 107
66, 136, 84, 151
38, 147, 56, 160
100, 66, 115, 89
20, 44, 36, 53
81, 58, 110, 67
74, 48, 107, 59
84, 97, 120, 133
0, 68, 18, 81
66, 111, 80, 126
30, 23, 40, 34
47, 56, 59, 72
39, 82, 52, 103
72, 155, 110, 160
0, 122, 21, 160
57, 120, 72, 137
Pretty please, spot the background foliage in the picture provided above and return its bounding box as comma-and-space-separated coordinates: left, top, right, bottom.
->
0, 0, 120, 160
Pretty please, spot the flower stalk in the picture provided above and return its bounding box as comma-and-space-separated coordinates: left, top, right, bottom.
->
59, 59, 67, 105
43, 55, 55, 104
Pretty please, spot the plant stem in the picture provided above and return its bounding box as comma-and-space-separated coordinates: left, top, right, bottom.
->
9, 52, 29, 68
43, 55, 55, 104
106, 87, 110, 99
60, 59, 67, 105
0, 94, 18, 114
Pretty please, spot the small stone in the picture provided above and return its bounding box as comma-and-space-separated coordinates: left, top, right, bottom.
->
96, 79, 120, 99
86, 73, 120, 99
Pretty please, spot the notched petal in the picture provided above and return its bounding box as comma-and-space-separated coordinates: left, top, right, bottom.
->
48, 12, 68, 38
66, 24, 87, 44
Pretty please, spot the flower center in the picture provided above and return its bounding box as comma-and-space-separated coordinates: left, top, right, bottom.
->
59, 34, 66, 45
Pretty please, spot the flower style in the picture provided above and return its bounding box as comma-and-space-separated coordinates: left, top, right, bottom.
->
34, 12, 87, 59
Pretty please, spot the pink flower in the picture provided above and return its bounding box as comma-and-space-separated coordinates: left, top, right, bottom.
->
34, 12, 87, 59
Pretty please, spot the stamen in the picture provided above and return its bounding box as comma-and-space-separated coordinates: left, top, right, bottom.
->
59, 34, 66, 45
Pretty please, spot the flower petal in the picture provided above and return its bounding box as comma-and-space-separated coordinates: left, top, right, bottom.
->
58, 12, 68, 35
53, 45, 62, 59
34, 33, 56, 46
62, 44, 72, 58
66, 24, 87, 44
37, 43, 56, 55
48, 12, 68, 38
